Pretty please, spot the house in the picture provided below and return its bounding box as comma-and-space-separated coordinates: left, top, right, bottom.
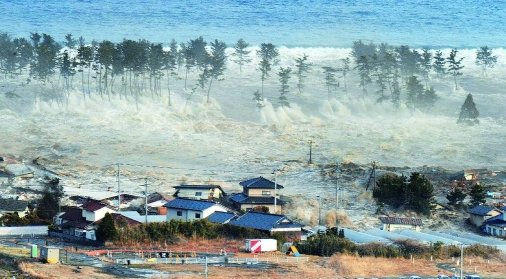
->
173, 185, 226, 200
379, 216, 423, 232
0, 168, 11, 185
228, 211, 303, 240
81, 200, 117, 222
230, 176, 285, 214
467, 205, 502, 227
146, 192, 172, 214
0, 199, 29, 218
163, 198, 229, 222
118, 211, 167, 223
206, 211, 236, 224
484, 213, 506, 237
448, 170, 477, 187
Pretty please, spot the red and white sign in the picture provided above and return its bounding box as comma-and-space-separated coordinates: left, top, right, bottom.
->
250, 239, 261, 253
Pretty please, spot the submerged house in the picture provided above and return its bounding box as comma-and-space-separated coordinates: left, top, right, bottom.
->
173, 185, 226, 201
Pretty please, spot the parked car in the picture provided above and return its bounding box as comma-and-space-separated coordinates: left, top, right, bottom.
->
408, 276, 422, 279
464, 275, 482, 279
437, 275, 450, 279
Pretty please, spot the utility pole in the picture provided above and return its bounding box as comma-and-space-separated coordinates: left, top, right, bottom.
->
144, 178, 148, 224
308, 140, 313, 164
117, 163, 121, 212
372, 161, 377, 191
273, 169, 279, 214
317, 195, 322, 226
335, 163, 340, 209
460, 243, 464, 279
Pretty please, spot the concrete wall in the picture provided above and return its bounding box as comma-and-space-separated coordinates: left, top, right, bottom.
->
0, 226, 48, 236
382, 224, 421, 232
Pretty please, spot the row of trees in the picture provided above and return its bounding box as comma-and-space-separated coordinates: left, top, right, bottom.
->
0, 32, 498, 112
446, 182, 487, 208
373, 172, 435, 216
296, 233, 499, 258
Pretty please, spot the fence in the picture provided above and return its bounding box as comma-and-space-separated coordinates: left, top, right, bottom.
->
0, 226, 48, 236
115, 255, 309, 265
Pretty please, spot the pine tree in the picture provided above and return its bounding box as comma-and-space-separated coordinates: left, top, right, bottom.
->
457, 93, 479, 124
278, 67, 292, 107
475, 46, 497, 76
322, 66, 338, 99
355, 55, 372, 97
96, 212, 119, 242
257, 43, 279, 100
36, 177, 63, 220
433, 50, 446, 78
231, 38, 251, 73
294, 54, 311, 94
205, 39, 227, 103
446, 188, 466, 208
469, 183, 486, 207
446, 48, 464, 90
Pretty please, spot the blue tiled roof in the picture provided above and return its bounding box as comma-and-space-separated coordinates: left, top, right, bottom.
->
230, 193, 248, 203
467, 205, 499, 216
163, 198, 217, 211
206, 212, 236, 224
229, 211, 301, 231
485, 218, 506, 228
239, 176, 284, 189
486, 213, 505, 223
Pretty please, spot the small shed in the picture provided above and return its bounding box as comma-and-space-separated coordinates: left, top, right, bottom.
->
40, 247, 60, 264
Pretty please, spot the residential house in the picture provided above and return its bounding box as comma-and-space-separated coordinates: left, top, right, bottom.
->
0, 168, 11, 186
164, 198, 229, 222
206, 211, 236, 224
81, 200, 117, 222
60, 200, 116, 239
0, 199, 29, 218
173, 185, 226, 200
230, 176, 285, 214
379, 216, 423, 232
228, 211, 303, 240
484, 213, 506, 237
118, 210, 167, 223
467, 205, 502, 227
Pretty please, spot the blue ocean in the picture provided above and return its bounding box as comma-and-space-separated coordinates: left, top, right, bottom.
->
1, 0, 505, 49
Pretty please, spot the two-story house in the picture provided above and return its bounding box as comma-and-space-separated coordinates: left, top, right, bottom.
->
60, 200, 117, 239
164, 198, 229, 222
230, 176, 284, 214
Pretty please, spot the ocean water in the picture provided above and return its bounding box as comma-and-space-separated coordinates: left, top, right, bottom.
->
1, 0, 505, 48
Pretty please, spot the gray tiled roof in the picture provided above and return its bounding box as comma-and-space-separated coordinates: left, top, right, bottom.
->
239, 176, 284, 189
206, 212, 236, 224
379, 216, 423, 226
0, 199, 29, 212
163, 198, 217, 211
467, 205, 499, 216
229, 211, 302, 231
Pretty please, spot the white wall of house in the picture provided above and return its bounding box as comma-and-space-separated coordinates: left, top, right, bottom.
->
240, 204, 281, 214
382, 223, 421, 232
0, 208, 28, 218
166, 205, 227, 222
246, 188, 277, 197
83, 207, 116, 222
177, 188, 222, 199
469, 211, 501, 227
485, 224, 506, 237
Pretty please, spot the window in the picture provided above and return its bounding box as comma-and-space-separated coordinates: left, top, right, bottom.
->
195, 213, 201, 219
177, 211, 182, 216
262, 191, 271, 196
195, 192, 202, 196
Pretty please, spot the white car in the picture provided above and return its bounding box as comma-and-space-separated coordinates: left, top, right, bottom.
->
464, 275, 482, 279
409, 276, 422, 279
437, 275, 450, 279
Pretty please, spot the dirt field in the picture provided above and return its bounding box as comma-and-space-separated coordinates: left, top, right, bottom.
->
3, 245, 505, 279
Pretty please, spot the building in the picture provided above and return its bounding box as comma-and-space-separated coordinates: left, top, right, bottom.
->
467, 205, 502, 227
173, 185, 226, 200
484, 213, 506, 237
230, 176, 285, 214
40, 247, 60, 264
379, 217, 423, 232
0, 199, 29, 218
163, 198, 229, 222
228, 211, 303, 240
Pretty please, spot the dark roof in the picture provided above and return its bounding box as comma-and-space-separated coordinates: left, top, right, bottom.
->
239, 176, 284, 190
60, 207, 84, 221
485, 217, 506, 228
467, 205, 499, 216
0, 199, 29, 211
206, 212, 236, 224
229, 211, 302, 231
163, 198, 218, 211
147, 192, 172, 204
379, 217, 423, 226
61, 219, 93, 230
110, 213, 142, 226
82, 200, 109, 212
230, 193, 248, 203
